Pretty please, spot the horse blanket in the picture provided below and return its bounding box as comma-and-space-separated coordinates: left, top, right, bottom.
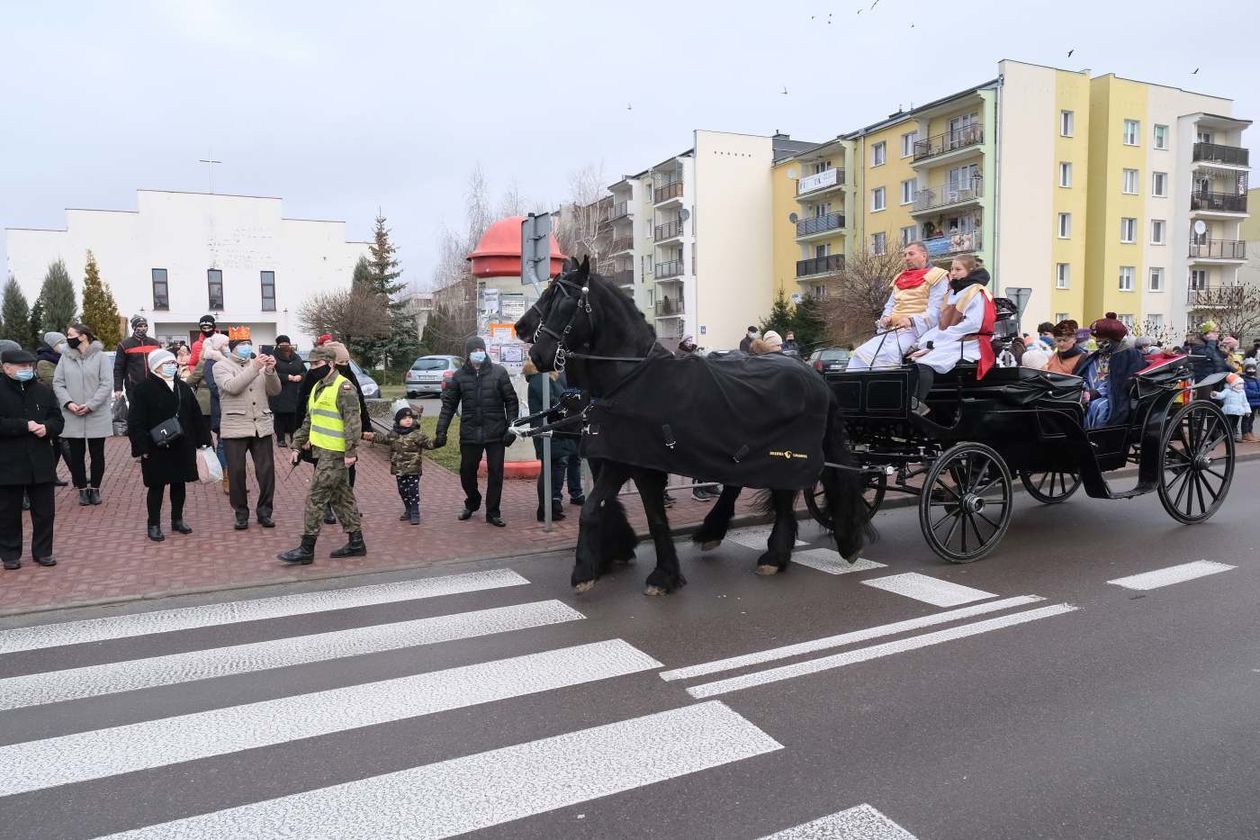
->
581, 352, 830, 488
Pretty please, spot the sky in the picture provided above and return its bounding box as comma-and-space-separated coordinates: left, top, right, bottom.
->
1, 0, 1255, 294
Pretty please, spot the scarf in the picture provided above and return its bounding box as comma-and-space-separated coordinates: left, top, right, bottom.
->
950, 267, 990, 294
894, 267, 932, 290
1055, 345, 1086, 360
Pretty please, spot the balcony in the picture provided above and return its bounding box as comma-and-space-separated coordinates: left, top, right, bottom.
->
913, 126, 984, 163
1188, 239, 1246, 261
1187, 285, 1245, 308
610, 236, 634, 253
797, 167, 844, 196
609, 201, 630, 221
609, 269, 634, 288
655, 219, 684, 241
1193, 142, 1249, 168
925, 228, 983, 258
1190, 191, 1248, 214
656, 259, 684, 279
912, 179, 983, 214
654, 181, 684, 204
796, 254, 845, 278
654, 297, 684, 317
796, 212, 845, 237
657, 325, 685, 343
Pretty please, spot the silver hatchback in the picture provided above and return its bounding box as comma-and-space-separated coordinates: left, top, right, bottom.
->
405, 355, 463, 398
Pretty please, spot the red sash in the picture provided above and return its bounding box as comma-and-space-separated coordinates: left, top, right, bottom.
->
975, 293, 997, 379
894, 268, 931, 290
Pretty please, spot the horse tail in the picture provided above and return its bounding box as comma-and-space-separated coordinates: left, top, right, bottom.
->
821, 393, 877, 560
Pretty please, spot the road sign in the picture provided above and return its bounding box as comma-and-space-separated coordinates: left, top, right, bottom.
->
521, 213, 553, 287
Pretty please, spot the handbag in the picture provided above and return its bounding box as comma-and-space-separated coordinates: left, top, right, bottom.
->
149, 386, 185, 448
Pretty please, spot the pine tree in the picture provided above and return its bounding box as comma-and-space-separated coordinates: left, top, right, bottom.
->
367, 214, 405, 297
1, 276, 38, 349
759, 290, 796, 337
80, 251, 123, 348
38, 259, 78, 334
351, 214, 413, 370
29, 298, 46, 344
350, 256, 372, 291
791, 295, 829, 354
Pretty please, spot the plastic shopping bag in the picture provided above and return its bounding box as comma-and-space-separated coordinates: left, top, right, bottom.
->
197, 446, 223, 483
111, 394, 129, 437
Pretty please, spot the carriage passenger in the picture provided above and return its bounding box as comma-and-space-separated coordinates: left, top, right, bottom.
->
907, 256, 996, 414
845, 241, 948, 371
1043, 319, 1088, 375
1077, 313, 1145, 428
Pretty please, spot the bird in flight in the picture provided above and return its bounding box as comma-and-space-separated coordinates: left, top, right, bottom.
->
781, 85, 789, 95
1192, 67, 1200, 74
871, 0, 879, 8
627, 103, 633, 110
1067, 49, 1074, 57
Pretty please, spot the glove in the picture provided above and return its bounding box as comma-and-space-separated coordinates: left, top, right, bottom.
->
503, 431, 517, 447
432, 433, 447, 449
290, 450, 301, 466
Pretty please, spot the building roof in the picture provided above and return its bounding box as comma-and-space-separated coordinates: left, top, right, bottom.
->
771, 134, 822, 160
842, 78, 999, 139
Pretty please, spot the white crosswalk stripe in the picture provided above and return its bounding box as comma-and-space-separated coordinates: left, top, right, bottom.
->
1107, 560, 1235, 591
860, 573, 997, 607
758, 803, 919, 839
0, 569, 530, 655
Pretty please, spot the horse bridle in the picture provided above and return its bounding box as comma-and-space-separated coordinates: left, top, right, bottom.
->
530, 275, 648, 371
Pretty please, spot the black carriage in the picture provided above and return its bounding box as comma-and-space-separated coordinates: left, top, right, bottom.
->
806, 351, 1236, 564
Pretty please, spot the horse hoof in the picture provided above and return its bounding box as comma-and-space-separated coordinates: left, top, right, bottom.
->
755, 564, 781, 576
644, 585, 668, 596
613, 554, 636, 566
574, 580, 595, 594
843, 554, 863, 565
700, 540, 721, 552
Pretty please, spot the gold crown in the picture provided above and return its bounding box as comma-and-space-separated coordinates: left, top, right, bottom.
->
227, 326, 251, 342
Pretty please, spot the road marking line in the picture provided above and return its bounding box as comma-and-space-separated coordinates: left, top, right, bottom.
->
759, 803, 919, 839
860, 573, 997, 607
792, 549, 886, 576
0, 600, 583, 711
1107, 560, 1235, 591
0, 569, 531, 655
687, 604, 1077, 698
93, 701, 782, 840
0, 639, 660, 797
726, 528, 808, 550
660, 596, 1042, 682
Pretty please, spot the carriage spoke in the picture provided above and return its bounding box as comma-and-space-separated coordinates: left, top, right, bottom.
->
1192, 470, 1207, 516
1036, 472, 1051, 493
940, 509, 963, 548
958, 511, 970, 553
1172, 466, 1193, 511
1198, 471, 1223, 503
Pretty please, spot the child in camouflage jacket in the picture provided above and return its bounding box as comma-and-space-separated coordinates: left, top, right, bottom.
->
370, 406, 434, 525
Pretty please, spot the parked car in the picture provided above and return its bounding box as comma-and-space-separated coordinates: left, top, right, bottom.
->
404, 355, 463, 398
808, 347, 851, 373
297, 351, 381, 399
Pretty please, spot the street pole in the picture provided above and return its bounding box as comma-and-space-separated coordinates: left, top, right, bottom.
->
522, 213, 554, 532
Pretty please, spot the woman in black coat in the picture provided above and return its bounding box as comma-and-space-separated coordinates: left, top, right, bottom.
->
268, 336, 307, 449
127, 350, 212, 542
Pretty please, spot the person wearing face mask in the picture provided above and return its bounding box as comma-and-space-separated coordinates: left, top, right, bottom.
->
435, 336, 519, 527
188, 315, 218, 368
113, 315, 161, 400
35, 331, 71, 486
739, 326, 759, 353
212, 326, 282, 530
1078, 313, 1145, 429
0, 348, 65, 570
268, 336, 306, 450
126, 349, 211, 541
296, 341, 369, 525
199, 333, 232, 494
53, 324, 114, 505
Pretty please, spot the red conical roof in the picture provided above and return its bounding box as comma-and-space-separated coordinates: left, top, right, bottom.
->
467, 215, 566, 279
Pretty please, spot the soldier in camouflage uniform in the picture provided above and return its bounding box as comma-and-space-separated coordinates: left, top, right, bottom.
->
277, 345, 365, 564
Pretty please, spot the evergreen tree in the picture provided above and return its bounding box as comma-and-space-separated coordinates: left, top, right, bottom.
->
29, 298, 46, 344
350, 256, 372, 291
38, 259, 77, 333
791, 294, 829, 354
367, 215, 405, 297
1, 276, 38, 349
80, 250, 123, 348
759, 290, 796, 337
351, 214, 414, 370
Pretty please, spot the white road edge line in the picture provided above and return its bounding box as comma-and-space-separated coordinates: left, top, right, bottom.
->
660, 595, 1043, 682
0, 600, 583, 711
687, 603, 1077, 699
0, 569, 531, 655
758, 803, 919, 839
860, 573, 997, 607
1107, 560, 1235, 591
93, 701, 782, 840
0, 639, 661, 797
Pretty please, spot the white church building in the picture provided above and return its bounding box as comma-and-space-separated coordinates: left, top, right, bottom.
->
5, 190, 369, 348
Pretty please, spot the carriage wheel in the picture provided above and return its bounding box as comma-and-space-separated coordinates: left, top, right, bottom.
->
919, 442, 1013, 564
1019, 470, 1081, 505
1157, 400, 1235, 525
805, 469, 887, 530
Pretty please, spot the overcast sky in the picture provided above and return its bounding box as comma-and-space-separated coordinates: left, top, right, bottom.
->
1, 0, 1255, 293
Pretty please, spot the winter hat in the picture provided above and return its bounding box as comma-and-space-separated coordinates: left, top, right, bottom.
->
325, 341, 350, 365
1198, 320, 1219, 334
308, 345, 337, 365
1091, 313, 1128, 342
274, 335, 291, 345
199, 315, 216, 328
465, 336, 487, 355
147, 348, 175, 373
316, 334, 333, 346
762, 330, 783, 351
1226, 373, 1243, 386
0, 339, 21, 356
43, 331, 66, 350
130, 314, 148, 328
394, 406, 418, 423
2, 348, 36, 364
1052, 319, 1079, 339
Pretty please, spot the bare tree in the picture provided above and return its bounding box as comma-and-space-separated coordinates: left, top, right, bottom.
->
297, 286, 390, 350
1188, 282, 1260, 340
821, 250, 905, 348
553, 163, 611, 267
1130, 317, 1181, 348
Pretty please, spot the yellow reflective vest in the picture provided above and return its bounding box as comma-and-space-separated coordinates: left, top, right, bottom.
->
307, 373, 349, 452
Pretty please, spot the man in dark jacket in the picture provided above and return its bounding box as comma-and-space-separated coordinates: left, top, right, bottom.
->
435, 336, 519, 527
113, 315, 161, 398
188, 314, 218, 367
0, 349, 65, 570
269, 335, 306, 449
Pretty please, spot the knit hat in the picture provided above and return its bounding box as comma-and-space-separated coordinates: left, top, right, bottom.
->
1052, 319, 1079, 339
131, 314, 148, 328
199, 315, 216, 328
394, 406, 418, 422
316, 334, 333, 346
147, 348, 175, 373
1226, 373, 1242, 386
43, 331, 66, 350
762, 330, 784, 350
1198, 320, 1219, 334
0, 339, 21, 357
465, 336, 487, 355
1091, 313, 1128, 342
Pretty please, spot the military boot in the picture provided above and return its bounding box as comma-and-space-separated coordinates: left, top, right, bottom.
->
329, 531, 366, 558
408, 503, 420, 526
278, 535, 317, 565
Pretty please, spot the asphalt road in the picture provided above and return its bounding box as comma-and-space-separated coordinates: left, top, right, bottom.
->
1, 459, 1257, 839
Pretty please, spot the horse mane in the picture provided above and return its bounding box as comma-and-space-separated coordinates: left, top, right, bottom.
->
583, 270, 657, 342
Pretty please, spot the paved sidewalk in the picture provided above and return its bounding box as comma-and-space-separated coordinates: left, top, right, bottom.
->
0, 437, 764, 615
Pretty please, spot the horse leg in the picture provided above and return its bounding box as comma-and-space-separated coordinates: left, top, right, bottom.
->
756, 489, 799, 575
573, 463, 628, 592
600, 494, 639, 566
822, 399, 876, 563
692, 485, 742, 551
635, 470, 686, 596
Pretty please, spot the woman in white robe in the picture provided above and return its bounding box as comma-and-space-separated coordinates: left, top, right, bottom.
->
911, 257, 992, 374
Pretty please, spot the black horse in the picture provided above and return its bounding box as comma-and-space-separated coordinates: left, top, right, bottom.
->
514, 258, 872, 595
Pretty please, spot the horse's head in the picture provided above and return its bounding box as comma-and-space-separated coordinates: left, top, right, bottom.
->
517, 255, 595, 373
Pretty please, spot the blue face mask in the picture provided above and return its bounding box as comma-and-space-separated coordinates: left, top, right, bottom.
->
161, 363, 178, 378
470, 350, 487, 365
235, 345, 253, 360
14, 369, 34, 382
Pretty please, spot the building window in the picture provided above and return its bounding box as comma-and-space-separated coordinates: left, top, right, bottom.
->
812, 284, 827, 300
151, 269, 169, 311
872, 141, 886, 167
899, 225, 917, 246
1154, 124, 1169, 150
260, 271, 276, 312
1197, 130, 1213, 144
1152, 171, 1168, 197
1149, 267, 1164, 292
1150, 219, 1166, 245
812, 160, 832, 174
1055, 263, 1070, 290
207, 269, 224, 310
871, 187, 886, 212
900, 179, 915, 205
1058, 162, 1072, 188
1119, 266, 1135, 292
1120, 217, 1137, 243
1122, 168, 1139, 194
1055, 312, 1071, 323
871, 232, 887, 256
1057, 212, 1071, 238
1123, 119, 1140, 146
900, 131, 918, 158
1118, 314, 1136, 328
1148, 313, 1164, 330
1060, 110, 1074, 137
1190, 268, 1208, 290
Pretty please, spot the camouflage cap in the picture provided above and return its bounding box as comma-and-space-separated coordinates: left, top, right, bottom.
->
308, 345, 337, 364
